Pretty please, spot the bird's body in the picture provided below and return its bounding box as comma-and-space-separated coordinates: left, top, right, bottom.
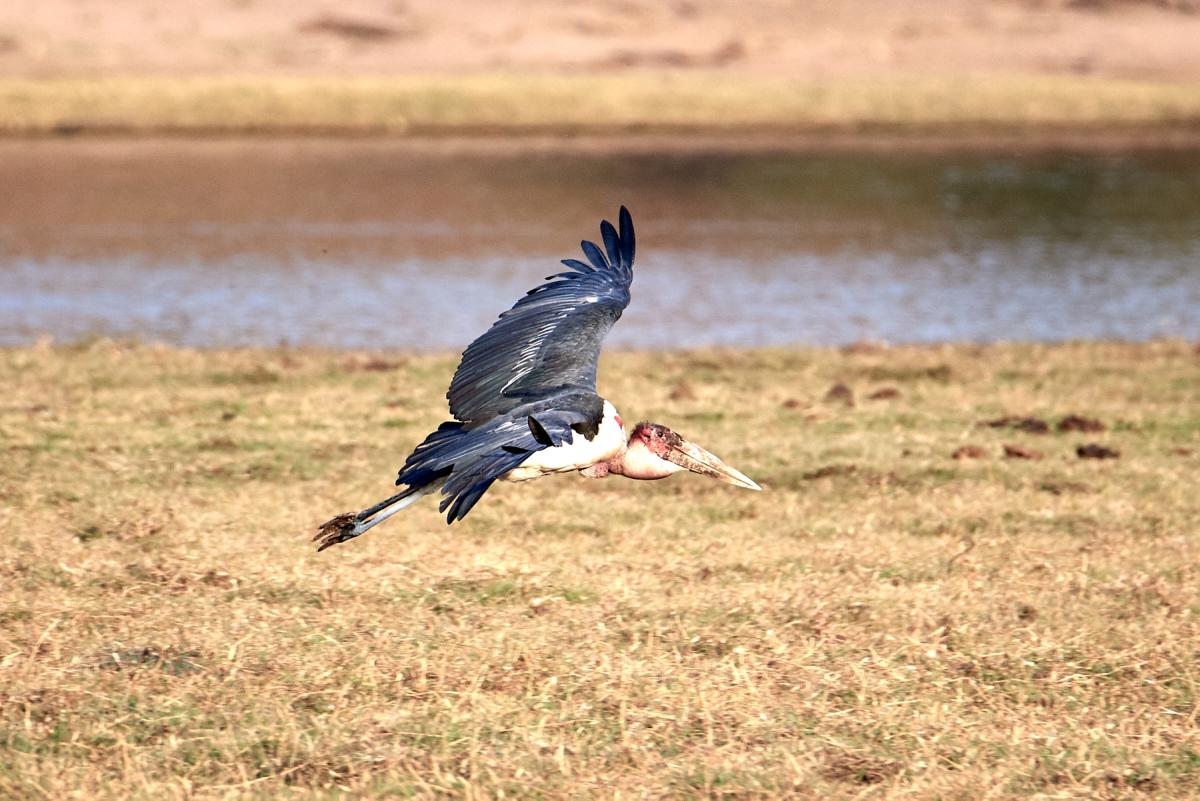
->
500, 400, 625, 482
316, 207, 759, 551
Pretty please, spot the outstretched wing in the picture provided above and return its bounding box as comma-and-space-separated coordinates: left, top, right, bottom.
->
446, 206, 635, 425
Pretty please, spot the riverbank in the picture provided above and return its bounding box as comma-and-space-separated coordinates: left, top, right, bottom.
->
2, 341, 1198, 798
3, 74, 1200, 144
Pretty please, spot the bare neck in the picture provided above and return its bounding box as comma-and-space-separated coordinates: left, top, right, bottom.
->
606, 440, 680, 481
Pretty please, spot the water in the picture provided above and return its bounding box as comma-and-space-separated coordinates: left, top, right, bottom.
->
1, 139, 1198, 349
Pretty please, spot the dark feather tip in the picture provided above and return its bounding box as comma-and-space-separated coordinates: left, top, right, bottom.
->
580, 239, 609, 271
618, 206, 635, 268
600, 220, 621, 267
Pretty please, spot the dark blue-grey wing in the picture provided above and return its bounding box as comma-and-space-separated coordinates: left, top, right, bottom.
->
447, 206, 635, 425
397, 404, 596, 523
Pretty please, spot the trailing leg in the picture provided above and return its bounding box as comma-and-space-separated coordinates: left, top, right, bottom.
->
313, 484, 437, 552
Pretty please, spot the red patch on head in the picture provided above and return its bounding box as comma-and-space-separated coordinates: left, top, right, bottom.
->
615, 413, 623, 428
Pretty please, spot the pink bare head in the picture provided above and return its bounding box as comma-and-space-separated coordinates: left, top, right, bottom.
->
614, 421, 761, 490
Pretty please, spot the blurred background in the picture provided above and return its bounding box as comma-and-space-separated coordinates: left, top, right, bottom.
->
1, 0, 1199, 349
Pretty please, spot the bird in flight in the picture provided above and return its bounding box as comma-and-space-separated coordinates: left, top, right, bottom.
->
315, 206, 760, 551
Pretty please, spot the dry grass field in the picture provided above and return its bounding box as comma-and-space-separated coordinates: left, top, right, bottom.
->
1, 340, 1198, 799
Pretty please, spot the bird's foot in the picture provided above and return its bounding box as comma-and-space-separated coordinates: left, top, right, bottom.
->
313, 512, 364, 552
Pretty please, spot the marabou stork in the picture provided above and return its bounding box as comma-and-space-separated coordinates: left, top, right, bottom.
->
315, 206, 760, 552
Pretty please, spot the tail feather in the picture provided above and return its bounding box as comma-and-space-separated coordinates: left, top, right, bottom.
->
316, 416, 540, 550
401, 421, 530, 524
438, 449, 529, 522
396, 421, 466, 488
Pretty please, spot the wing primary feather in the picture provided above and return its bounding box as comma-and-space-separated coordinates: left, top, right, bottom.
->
580, 240, 609, 271
560, 258, 595, 273
600, 220, 621, 268
618, 206, 635, 273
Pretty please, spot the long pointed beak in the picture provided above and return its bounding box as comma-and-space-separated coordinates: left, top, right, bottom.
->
665, 439, 762, 491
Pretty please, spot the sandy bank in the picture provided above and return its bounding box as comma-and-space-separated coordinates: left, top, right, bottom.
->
2, 74, 1200, 145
